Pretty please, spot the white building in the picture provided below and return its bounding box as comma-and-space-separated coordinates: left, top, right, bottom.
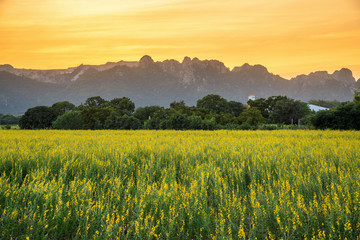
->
308, 104, 329, 112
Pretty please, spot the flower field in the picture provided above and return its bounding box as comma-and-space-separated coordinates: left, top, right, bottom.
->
0, 130, 360, 239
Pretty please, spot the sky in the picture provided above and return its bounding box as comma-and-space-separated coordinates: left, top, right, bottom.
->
1, 0, 360, 79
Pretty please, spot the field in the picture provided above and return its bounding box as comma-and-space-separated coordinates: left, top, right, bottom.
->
0, 130, 360, 239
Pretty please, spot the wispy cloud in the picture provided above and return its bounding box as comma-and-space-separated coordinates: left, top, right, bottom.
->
0, 0, 359, 78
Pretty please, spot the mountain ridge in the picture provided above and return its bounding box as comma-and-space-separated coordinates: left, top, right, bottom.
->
0, 56, 358, 114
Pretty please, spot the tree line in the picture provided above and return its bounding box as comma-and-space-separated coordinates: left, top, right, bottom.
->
13, 92, 360, 130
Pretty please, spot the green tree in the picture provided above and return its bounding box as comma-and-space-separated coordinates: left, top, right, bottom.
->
52, 111, 83, 130
238, 107, 265, 126
170, 100, 192, 115
187, 115, 203, 130
216, 112, 236, 126
0, 114, 19, 125
311, 100, 360, 130
84, 96, 107, 108
247, 98, 270, 119
109, 97, 135, 115
51, 101, 75, 116
133, 106, 163, 123
197, 94, 229, 114
105, 114, 141, 130
308, 99, 341, 109
170, 100, 186, 109
354, 89, 360, 104
19, 106, 57, 129
164, 112, 189, 130
81, 106, 111, 129
228, 100, 246, 117
270, 98, 310, 124
310, 110, 335, 129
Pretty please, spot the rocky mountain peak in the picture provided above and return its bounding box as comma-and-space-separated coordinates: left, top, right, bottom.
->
139, 55, 155, 68
0, 64, 14, 71
332, 68, 355, 85
182, 56, 192, 65
161, 59, 181, 74
231, 63, 268, 75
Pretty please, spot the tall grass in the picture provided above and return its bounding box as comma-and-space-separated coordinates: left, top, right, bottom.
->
0, 130, 359, 239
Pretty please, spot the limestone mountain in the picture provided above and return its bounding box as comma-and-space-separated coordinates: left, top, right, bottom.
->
0, 56, 358, 114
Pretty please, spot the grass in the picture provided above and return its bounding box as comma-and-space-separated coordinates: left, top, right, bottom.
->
0, 130, 359, 239
0, 125, 19, 130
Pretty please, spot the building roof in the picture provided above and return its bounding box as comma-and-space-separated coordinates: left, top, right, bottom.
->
308, 104, 329, 112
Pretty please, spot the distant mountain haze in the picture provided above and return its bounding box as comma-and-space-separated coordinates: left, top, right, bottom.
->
0, 56, 358, 115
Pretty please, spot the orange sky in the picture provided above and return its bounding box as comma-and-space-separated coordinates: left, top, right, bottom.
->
1, 0, 360, 79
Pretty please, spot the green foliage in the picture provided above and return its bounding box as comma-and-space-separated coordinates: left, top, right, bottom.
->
308, 99, 341, 109
187, 115, 203, 129
51, 101, 75, 117
354, 89, 360, 104
311, 102, 360, 130
270, 98, 310, 124
133, 106, 164, 124
104, 113, 142, 130
81, 106, 112, 130
238, 107, 265, 126
247, 96, 310, 124
164, 112, 189, 130
311, 110, 335, 130
84, 96, 107, 108
228, 100, 246, 117
238, 121, 253, 130
1, 125, 11, 130
170, 100, 193, 115
215, 112, 236, 126
52, 111, 83, 130
19, 94, 360, 130
109, 97, 135, 115
0, 114, 19, 125
197, 94, 229, 114
247, 98, 270, 118
170, 100, 186, 110
19, 106, 57, 129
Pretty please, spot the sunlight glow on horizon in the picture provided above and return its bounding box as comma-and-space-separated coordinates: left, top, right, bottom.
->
1, 0, 359, 79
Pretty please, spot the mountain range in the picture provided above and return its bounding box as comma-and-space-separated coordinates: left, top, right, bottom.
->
1, 55, 359, 115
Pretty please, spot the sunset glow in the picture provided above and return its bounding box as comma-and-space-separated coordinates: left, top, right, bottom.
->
1, 0, 359, 78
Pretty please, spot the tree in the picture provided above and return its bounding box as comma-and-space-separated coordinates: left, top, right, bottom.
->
146, 108, 171, 129
84, 96, 107, 108
308, 99, 341, 109
310, 101, 360, 130
0, 114, 19, 125
228, 101, 246, 117
133, 106, 164, 124
354, 89, 360, 104
110, 97, 135, 115
196, 94, 229, 114
247, 98, 270, 119
51, 101, 75, 116
19, 106, 57, 129
81, 106, 111, 129
270, 98, 310, 124
105, 114, 141, 130
52, 111, 83, 130
170, 100, 186, 109
247, 96, 300, 122
118, 115, 141, 130
187, 115, 203, 129
238, 107, 265, 126
216, 113, 236, 126
164, 112, 190, 130
310, 110, 335, 129
170, 100, 192, 115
